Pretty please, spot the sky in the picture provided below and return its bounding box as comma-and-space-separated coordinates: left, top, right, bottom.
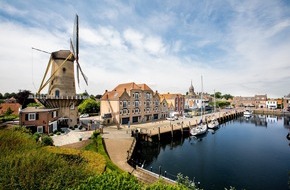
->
1, 0, 290, 98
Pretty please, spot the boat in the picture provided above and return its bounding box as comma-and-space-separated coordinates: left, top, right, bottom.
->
207, 118, 219, 129
243, 109, 253, 116
190, 75, 207, 136
190, 122, 207, 136
207, 90, 219, 129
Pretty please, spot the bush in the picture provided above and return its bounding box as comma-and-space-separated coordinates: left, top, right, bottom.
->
41, 135, 54, 146
33, 132, 41, 142
0, 130, 94, 189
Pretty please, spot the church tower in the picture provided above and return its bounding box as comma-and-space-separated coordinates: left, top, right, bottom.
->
189, 80, 195, 96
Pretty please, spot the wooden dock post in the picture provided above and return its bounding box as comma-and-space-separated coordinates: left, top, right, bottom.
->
181, 122, 183, 135
158, 126, 161, 141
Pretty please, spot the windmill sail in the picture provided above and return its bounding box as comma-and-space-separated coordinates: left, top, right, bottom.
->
72, 14, 88, 86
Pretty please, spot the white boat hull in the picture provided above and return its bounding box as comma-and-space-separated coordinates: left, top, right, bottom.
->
190, 124, 207, 136
207, 119, 219, 129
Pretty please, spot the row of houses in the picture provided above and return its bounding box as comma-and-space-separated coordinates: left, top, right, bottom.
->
232, 94, 290, 110
100, 82, 184, 125
1, 82, 290, 133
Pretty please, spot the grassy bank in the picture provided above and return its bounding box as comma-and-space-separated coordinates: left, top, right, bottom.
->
0, 127, 196, 190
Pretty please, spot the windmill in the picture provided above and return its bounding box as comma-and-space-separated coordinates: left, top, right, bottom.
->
38, 14, 88, 95
35, 14, 88, 128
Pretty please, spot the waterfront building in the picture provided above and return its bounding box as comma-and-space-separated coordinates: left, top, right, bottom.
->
232, 96, 255, 107
159, 93, 184, 116
100, 82, 168, 125
19, 107, 59, 134
255, 94, 267, 108
0, 97, 21, 115
266, 99, 277, 109
283, 93, 290, 111
184, 81, 198, 110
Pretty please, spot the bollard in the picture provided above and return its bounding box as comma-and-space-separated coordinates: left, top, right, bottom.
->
150, 166, 153, 172
164, 171, 167, 177
197, 182, 201, 188
159, 166, 162, 176
158, 127, 161, 141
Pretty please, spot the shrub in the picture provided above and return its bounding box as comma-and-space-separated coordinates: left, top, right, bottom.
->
0, 130, 94, 189
33, 132, 41, 142
41, 135, 54, 146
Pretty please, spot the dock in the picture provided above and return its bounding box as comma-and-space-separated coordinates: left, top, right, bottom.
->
129, 109, 244, 142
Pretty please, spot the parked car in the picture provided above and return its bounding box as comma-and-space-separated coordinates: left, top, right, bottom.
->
80, 113, 89, 118
166, 117, 175, 121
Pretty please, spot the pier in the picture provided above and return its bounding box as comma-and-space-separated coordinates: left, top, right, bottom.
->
130, 109, 244, 142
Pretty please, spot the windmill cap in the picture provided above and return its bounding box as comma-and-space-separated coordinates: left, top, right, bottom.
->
52, 50, 75, 61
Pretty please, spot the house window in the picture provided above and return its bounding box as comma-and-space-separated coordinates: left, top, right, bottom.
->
70, 103, 75, 110
28, 113, 36, 121
123, 101, 127, 108
55, 90, 60, 97
37, 126, 43, 133
53, 111, 57, 118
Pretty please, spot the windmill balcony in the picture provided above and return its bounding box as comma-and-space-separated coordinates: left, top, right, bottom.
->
30, 94, 88, 100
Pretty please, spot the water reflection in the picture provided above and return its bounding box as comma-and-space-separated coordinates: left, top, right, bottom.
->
131, 115, 290, 190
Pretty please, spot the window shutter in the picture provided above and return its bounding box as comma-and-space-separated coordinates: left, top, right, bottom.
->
25, 114, 28, 121
36, 113, 39, 120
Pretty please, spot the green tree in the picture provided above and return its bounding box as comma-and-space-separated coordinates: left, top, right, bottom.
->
0, 93, 3, 99
5, 107, 13, 116
3, 92, 11, 99
223, 94, 233, 100
215, 92, 222, 99
15, 90, 35, 108
78, 98, 100, 114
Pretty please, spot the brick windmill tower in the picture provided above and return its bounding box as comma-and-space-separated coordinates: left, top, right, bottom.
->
36, 15, 88, 128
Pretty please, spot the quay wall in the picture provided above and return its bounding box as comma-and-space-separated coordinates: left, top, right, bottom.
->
136, 109, 244, 142
253, 109, 290, 116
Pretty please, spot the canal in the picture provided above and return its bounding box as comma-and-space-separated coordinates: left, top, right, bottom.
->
135, 115, 290, 190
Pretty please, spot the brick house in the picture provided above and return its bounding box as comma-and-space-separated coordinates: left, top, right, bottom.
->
100, 82, 168, 125
255, 94, 267, 108
19, 107, 59, 134
159, 93, 184, 116
0, 97, 21, 115
283, 93, 290, 111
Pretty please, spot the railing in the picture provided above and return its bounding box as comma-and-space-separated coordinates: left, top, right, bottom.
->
30, 94, 89, 100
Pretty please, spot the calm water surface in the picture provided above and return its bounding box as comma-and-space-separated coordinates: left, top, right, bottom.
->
138, 115, 290, 190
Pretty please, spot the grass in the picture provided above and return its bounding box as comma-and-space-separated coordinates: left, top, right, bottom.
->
84, 132, 124, 173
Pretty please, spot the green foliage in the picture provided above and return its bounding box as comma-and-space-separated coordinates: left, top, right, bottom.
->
4, 107, 13, 116
0, 129, 98, 190
176, 173, 196, 190
209, 100, 230, 108
15, 89, 34, 108
27, 102, 43, 107
33, 132, 41, 142
78, 98, 100, 114
41, 135, 54, 146
222, 94, 233, 100
73, 171, 141, 190
0, 114, 18, 122
145, 179, 190, 190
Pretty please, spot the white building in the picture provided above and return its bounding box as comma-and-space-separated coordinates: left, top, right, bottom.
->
266, 99, 277, 109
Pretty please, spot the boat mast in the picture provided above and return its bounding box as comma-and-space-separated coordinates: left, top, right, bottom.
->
214, 89, 216, 113
201, 75, 203, 122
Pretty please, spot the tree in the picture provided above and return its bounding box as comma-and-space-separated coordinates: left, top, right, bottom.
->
5, 107, 13, 116
214, 92, 222, 99
223, 94, 233, 100
15, 90, 35, 108
3, 92, 11, 99
78, 98, 100, 114
0, 93, 3, 99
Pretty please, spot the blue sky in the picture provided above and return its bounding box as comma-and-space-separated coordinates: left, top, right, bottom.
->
1, 0, 290, 98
